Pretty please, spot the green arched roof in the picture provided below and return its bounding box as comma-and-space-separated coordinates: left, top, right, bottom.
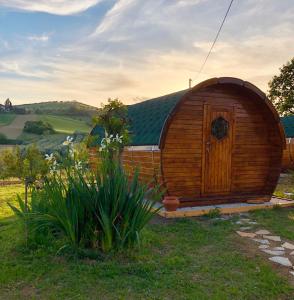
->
90, 89, 187, 146
90, 87, 292, 146
281, 116, 294, 138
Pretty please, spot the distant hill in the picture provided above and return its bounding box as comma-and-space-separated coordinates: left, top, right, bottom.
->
17, 101, 99, 117
0, 101, 100, 151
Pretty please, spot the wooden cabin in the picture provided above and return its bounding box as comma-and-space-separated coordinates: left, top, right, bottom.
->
90, 77, 285, 207
281, 116, 294, 170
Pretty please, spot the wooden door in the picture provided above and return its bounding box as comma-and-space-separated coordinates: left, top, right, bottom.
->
202, 104, 234, 195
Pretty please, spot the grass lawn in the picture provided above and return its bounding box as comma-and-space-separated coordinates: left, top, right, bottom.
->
274, 172, 294, 199
0, 113, 16, 126
40, 115, 91, 134
1, 185, 294, 299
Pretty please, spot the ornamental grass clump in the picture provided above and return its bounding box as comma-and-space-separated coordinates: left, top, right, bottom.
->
10, 134, 160, 253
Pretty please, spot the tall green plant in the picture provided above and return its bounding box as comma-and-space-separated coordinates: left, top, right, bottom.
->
0, 145, 48, 209
10, 144, 160, 253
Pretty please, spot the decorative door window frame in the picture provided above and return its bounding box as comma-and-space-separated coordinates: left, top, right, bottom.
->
211, 116, 229, 140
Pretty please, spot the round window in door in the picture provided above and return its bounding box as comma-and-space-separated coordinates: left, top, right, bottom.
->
211, 116, 229, 140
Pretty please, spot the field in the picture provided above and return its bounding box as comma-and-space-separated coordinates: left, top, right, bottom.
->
40, 115, 91, 134
0, 100, 96, 144
18, 101, 98, 112
0, 114, 37, 139
0, 113, 16, 126
0, 113, 91, 152
0, 145, 16, 153
1, 182, 294, 299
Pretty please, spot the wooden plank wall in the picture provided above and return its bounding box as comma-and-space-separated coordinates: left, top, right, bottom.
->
161, 97, 203, 198
282, 138, 294, 170
161, 84, 282, 201
88, 147, 162, 186
121, 149, 162, 185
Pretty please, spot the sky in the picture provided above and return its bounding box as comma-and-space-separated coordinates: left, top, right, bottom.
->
0, 0, 293, 107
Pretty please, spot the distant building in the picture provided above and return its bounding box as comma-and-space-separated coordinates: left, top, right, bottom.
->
0, 98, 13, 112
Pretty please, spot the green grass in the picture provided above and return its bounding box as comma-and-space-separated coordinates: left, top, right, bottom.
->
0, 113, 16, 126
18, 101, 98, 113
274, 172, 294, 199
40, 115, 91, 134
0, 184, 23, 218
1, 184, 294, 299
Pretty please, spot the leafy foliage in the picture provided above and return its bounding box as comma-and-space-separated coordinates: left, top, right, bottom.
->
0, 133, 8, 143
268, 57, 294, 115
0, 145, 48, 182
0, 144, 48, 213
92, 98, 130, 149
9, 135, 159, 253
10, 157, 159, 253
23, 120, 55, 135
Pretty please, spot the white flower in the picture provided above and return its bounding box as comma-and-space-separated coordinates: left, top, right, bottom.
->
63, 136, 74, 145
75, 161, 83, 170
45, 153, 54, 161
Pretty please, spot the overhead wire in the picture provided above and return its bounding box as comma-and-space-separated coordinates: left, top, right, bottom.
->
192, 0, 235, 83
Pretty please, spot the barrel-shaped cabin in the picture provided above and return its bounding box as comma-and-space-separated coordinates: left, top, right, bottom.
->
281, 116, 294, 170
90, 77, 285, 207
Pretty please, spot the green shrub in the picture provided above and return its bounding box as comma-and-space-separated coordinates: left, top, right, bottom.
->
205, 208, 221, 219
23, 120, 55, 135
10, 156, 160, 253
0, 133, 8, 143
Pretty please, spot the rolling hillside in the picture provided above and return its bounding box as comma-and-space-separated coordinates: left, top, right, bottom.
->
40, 115, 91, 134
0, 100, 98, 151
0, 114, 16, 126
0, 113, 92, 139
0, 114, 38, 139
17, 101, 98, 116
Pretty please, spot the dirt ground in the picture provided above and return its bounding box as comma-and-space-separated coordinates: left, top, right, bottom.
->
0, 114, 38, 139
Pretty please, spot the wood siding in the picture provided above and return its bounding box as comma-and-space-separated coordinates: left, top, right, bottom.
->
89, 147, 162, 186
161, 83, 283, 204
121, 149, 161, 185
282, 138, 294, 170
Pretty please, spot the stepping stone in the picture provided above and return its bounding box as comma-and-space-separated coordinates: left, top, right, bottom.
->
248, 221, 258, 225
272, 247, 285, 251
282, 242, 294, 250
290, 271, 294, 276
269, 256, 292, 267
240, 218, 251, 222
263, 235, 281, 242
262, 249, 285, 256
236, 221, 243, 225
289, 251, 294, 255
236, 231, 256, 238
252, 238, 270, 245
259, 245, 269, 249
240, 226, 252, 231
255, 230, 270, 235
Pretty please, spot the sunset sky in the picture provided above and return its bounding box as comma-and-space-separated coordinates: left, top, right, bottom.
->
0, 0, 293, 106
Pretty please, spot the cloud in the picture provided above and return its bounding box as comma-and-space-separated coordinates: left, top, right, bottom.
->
0, 0, 293, 105
28, 34, 50, 42
0, 0, 103, 15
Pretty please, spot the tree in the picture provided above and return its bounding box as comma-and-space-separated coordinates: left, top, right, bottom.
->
93, 98, 130, 154
4, 98, 12, 111
0, 145, 48, 209
268, 57, 294, 115
23, 120, 55, 135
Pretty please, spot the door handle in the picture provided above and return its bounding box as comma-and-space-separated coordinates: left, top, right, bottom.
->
206, 141, 211, 152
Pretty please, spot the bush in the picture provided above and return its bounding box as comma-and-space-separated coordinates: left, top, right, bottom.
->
10, 147, 160, 253
23, 120, 55, 135
0, 133, 8, 143
0, 134, 21, 145
13, 107, 27, 114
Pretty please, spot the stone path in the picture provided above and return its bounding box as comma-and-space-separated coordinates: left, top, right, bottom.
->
235, 216, 294, 275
